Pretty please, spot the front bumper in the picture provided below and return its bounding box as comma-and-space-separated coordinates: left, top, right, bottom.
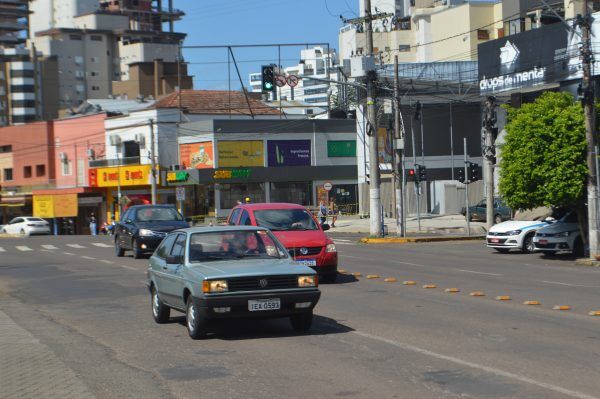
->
193, 289, 321, 319
486, 235, 521, 249
135, 235, 166, 252
533, 236, 572, 251
293, 252, 338, 275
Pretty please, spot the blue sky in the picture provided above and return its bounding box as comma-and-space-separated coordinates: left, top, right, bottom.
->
175, 0, 359, 90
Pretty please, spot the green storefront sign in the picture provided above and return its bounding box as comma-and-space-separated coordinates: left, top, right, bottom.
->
327, 140, 356, 157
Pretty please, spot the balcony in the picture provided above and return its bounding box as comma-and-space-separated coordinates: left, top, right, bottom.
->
89, 156, 141, 168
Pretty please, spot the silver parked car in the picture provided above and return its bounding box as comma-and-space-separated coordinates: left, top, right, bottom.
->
533, 212, 583, 256
147, 226, 321, 339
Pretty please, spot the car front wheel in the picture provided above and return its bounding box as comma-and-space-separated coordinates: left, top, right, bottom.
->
186, 297, 208, 339
290, 311, 313, 332
151, 286, 170, 323
132, 239, 143, 259
522, 234, 535, 254
115, 237, 125, 257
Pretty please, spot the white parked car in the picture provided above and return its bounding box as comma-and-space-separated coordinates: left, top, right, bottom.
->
487, 219, 553, 253
0, 217, 51, 236
533, 212, 583, 256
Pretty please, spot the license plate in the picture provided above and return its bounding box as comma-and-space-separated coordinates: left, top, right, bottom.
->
539, 239, 548, 244
295, 259, 317, 266
248, 298, 281, 311
490, 238, 500, 243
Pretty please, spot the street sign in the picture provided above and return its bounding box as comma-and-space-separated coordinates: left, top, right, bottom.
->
286, 75, 299, 87
323, 181, 333, 191
275, 75, 287, 87
176, 186, 185, 201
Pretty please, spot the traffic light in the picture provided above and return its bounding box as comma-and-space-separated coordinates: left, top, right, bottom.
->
417, 164, 427, 181
261, 65, 275, 92
406, 168, 416, 182
457, 168, 465, 183
467, 162, 480, 183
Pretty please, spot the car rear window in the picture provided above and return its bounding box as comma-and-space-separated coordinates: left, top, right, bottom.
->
253, 209, 318, 231
27, 218, 45, 222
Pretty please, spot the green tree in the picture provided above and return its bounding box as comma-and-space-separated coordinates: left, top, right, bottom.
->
499, 91, 588, 212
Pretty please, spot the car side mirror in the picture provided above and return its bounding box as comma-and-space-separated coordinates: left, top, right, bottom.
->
124, 219, 133, 224
321, 223, 330, 231
166, 254, 183, 265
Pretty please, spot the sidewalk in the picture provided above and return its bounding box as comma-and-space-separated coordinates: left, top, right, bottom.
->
327, 214, 487, 237
0, 309, 94, 399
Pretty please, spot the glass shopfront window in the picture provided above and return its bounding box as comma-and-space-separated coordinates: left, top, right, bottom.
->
219, 183, 266, 209
270, 181, 312, 206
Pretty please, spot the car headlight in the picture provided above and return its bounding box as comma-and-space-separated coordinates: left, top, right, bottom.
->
506, 230, 522, 236
325, 243, 337, 253
202, 280, 228, 293
298, 275, 317, 287
556, 231, 572, 237
139, 229, 153, 236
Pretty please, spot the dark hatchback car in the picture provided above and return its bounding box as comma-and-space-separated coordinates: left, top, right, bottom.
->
114, 205, 189, 258
462, 198, 512, 224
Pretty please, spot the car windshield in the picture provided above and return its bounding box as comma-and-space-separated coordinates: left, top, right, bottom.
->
253, 209, 318, 231
188, 230, 288, 263
135, 207, 182, 222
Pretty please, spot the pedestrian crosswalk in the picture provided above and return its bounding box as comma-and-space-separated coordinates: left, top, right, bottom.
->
15, 246, 32, 252
92, 243, 112, 248
66, 244, 86, 249
0, 242, 114, 254
41, 245, 58, 250
0, 247, 5, 252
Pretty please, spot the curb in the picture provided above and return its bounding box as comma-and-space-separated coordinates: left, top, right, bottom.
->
360, 235, 485, 244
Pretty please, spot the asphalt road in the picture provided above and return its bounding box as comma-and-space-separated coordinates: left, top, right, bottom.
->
1, 234, 599, 399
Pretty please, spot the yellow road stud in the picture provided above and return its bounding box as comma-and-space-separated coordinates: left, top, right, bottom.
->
470, 291, 485, 297
402, 280, 416, 285
523, 300, 541, 305
422, 284, 437, 289
384, 277, 397, 283
444, 288, 460, 293
588, 310, 600, 316
352, 272, 362, 277
366, 274, 380, 279
338, 269, 347, 274
495, 296, 511, 301
552, 305, 571, 310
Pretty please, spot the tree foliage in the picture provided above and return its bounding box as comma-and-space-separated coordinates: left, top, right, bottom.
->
499, 91, 588, 210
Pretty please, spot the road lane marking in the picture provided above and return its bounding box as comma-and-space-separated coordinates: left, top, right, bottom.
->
353, 330, 599, 399
0, 247, 4, 252
41, 245, 58, 250
396, 261, 426, 267
455, 269, 502, 276
334, 239, 353, 242
62, 252, 75, 255
541, 280, 600, 288
15, 246, 32, 252
99, 260, 114, 264
66, 244, 86, 249
92, 243, 112, 248
333, 242, 353, 245
120, 265, 137, 271
339, 254, 366, 259
81, 256, 96, 260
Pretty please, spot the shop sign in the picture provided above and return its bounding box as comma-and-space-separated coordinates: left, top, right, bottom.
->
217, 140, 264, 167
377, 128, 392, 163
89, 165, 153, 187
180, 142, 214, 169
213, 168, 252, 180
166, 171, 190, 183
33, 194, 78, 218
78, 196, 103, 205
327, 140, 356, 157
267, 140, 311, 166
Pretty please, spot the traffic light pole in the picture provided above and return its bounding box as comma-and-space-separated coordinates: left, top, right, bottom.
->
393, 55, 406, 237
483, 97, 497, 230
464, 137, 471, 236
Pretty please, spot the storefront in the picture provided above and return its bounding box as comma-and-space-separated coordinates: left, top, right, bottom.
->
0, 193, 29, 224
89, 164, 175, 222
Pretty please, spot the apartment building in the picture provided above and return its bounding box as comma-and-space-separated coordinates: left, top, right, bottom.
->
28, 0, 192, 110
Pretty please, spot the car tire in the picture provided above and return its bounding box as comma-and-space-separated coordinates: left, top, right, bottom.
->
494, 248, 510, 253
573, 238, 584, 257
151, 285, 170, 323
186, 297, 208, 340
290, 311, 313, 332
115, 237, 125, 257
321, 273, 337, 284
521, 234, 535, 254
132, 239, 143, 259
494, 214, 503, 225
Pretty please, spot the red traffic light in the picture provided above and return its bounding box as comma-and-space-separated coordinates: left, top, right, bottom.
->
408, 169, 415, 176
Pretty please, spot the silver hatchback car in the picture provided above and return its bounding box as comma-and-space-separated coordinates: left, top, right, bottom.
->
147, 226, 321, 339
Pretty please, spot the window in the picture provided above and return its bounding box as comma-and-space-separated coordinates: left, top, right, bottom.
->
90, 57, 99, 63
36, 164, 45, 177
254, 209, 318, 231
90, 71, 99, 77
219, 183, 266, 209
188, 230, 286, 263
74, 56, 84, 65
134, 207, 182, 222
76, 84, 85, 94
477, 29, 490, 40
3, 168, 12, 181
169, 234, 186, 258
239, 210, 252, 226
0, 145, 11, 153
155, 234, 177, 259
269, 182, 312, 206
228, 208, 241, 225
303, 87, 328, 96
69, 34, 82, 40
62, 160, 72, 176
91, 86, 100, 91
24, 165, 32, 178
123, 140, 139, 158
398, 45, 410, 52
90, 35, 103, 41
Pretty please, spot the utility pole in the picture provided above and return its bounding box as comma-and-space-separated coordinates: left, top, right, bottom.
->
483, 96, 497, 230
393, 55, 405, 237
464, 138, 471, 236
149, 119, 158, 205
579, 0, 598, 259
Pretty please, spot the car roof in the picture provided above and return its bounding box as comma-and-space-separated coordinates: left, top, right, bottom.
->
175, 225, 270, 234
236, 202, 309, 211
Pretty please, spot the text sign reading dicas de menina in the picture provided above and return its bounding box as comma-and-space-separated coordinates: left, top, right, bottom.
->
267, 140, 311, 167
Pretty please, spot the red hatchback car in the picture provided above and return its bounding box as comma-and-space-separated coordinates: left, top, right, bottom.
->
227, 203, 338, 283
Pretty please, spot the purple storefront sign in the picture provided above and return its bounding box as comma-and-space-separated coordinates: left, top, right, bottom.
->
267, 140, 311, 167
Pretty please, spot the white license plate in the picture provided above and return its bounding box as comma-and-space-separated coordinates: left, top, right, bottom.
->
490, 238, 500, 243
248, 298, 281, 311
295, 259, 317, 266
539, 239, 548, 244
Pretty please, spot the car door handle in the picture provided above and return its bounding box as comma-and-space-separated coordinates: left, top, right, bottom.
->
162, 266, 168, 270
